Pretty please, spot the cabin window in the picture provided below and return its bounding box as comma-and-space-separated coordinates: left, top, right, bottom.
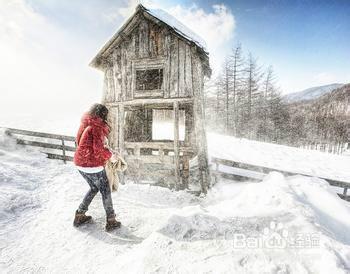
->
136, 69, 163, 91
152, 109, 185, 141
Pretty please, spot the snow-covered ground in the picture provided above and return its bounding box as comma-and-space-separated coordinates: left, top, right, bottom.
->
2, 129, 350, 273
208, 133, 350, 184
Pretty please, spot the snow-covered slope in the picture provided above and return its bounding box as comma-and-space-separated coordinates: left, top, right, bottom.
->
283, 83, 344, 103
208, 132, 350, 184
2, 131, 350, 273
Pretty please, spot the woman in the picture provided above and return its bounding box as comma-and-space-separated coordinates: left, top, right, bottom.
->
73, 103, 120, 231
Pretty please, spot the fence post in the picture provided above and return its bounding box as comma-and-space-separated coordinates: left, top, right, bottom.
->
159, 145, 164, 162
214, 161, 218, 185
61, 138, 66, 164
343, 187, 348, 196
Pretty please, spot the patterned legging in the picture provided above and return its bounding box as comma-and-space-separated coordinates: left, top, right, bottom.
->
77, 169, 115, 218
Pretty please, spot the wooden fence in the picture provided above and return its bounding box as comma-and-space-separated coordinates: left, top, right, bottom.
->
300, 141, 348, 155
211, 157, 350, 202
4, 128, 76, 163
3, 127, 350, 202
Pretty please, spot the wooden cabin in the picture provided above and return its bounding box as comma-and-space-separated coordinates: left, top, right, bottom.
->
90, 4, 211, 192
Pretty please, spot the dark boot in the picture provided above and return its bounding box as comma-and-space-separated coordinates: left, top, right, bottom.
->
105, 215, 121, 231
73, 210, 92, 227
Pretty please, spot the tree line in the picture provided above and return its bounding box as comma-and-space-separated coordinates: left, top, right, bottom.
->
204, 43, 349, 153
205, 43, 290, 143
287, 85, 350, 153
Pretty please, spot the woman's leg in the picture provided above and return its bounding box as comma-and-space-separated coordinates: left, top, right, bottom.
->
94, 170, 115, 218
77, 171, 99, 213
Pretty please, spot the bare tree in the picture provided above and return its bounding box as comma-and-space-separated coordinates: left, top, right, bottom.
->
229, 43, 245, 135
242, 53, 263, 138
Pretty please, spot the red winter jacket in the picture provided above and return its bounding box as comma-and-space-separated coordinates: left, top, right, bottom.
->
73, 113, 112, 167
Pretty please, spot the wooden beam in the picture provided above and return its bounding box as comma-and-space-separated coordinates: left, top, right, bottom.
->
5, 128, 75, 142
211, 157, 350, 188
212, 168, 266, 181
191, 51, 211, 193
182, 106, 193, 189
105, 97, 193, 107
211, 156, 350, 203
338, 194, 350, 201
159, 144, 165, 162
46, 153, 74, 162
124, 141, 193, 153
107, 106, 119, 149
173, 101, 180, 189
125, 141, 173, 150
184, 105, 194, 146
16, 139, 76, 152
133, 90, 164, 98
118, 104, 125, 184
61, 138, 66, 164
125, 155, 174, 165
211, 157, 239, 167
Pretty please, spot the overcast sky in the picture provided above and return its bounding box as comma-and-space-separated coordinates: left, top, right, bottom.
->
0, 0, 349, 132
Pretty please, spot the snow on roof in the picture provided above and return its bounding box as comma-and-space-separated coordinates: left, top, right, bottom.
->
145, 6, 207, 51
90, 4, 208, 68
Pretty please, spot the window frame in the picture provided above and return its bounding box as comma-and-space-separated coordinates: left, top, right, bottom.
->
132, 58, 165, 99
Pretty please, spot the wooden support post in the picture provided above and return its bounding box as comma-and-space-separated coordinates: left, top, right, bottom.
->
61, 138, 66, 164
214, 162, 219, 185
134, 144, 141, 183
182, 106, 192, 190
118, 104, 125, 184
343, 187, 348, 196
134, 144, 141, 157
182, 154, 189, 189
184, 106, 194, 146
145, 109, 153, 142
191, 50, 211, 194
173, 101, 180, 189
106, 106, 118, 150
159, 145, 165, 162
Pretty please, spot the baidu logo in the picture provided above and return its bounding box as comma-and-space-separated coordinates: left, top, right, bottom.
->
262, 221, 289, 249
233, 221, 319, 249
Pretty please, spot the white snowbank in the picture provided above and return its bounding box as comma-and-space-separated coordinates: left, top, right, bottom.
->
1, 131, 350, 273
111, 172, 350, 273
0, 130, 46, 226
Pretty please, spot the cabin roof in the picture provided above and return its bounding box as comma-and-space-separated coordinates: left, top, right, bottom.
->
90, 4, 209, 70
146, 7, 207, 51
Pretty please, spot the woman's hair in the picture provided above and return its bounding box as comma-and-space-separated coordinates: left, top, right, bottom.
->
88, 103, 109, 123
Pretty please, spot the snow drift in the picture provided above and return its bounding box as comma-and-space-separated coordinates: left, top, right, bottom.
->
1, 131, 350, 273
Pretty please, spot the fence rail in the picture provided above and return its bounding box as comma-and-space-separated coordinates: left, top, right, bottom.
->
3, 127, 350, 201
6, 128, 75, 141
211, 157, 350, 202
300, 141, 348, 155
4, 127, 75, 163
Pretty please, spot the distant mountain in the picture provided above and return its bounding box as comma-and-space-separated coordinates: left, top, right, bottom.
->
316, 83, 350, 106
283, 83, 344, 103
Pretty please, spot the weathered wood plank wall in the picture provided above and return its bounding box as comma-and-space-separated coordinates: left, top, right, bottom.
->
102, 16, 196, 104
98, 12, 210, 190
